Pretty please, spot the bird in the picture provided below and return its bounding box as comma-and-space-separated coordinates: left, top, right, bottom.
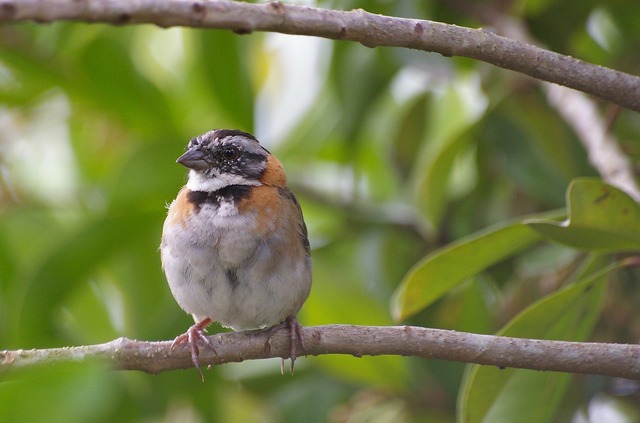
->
160, 129, 312, 379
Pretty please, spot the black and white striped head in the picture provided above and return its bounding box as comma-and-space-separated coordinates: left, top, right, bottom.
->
178, 129, 270, 192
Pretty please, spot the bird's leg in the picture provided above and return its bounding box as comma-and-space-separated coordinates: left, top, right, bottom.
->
171, 317, 215, 381
265, 316, 305, 374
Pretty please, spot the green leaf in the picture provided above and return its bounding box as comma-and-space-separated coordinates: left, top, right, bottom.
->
329, 44, 396, 141
418, 136, 473, 229
526, 178, 640, 252
305, 236, 410, 389
12, 211, 160, 346
75, 32, 175, 136
391, 217, 550, 321
458, 256, 622, 423
193, 30, 254, 130
0, 362, 115, 422
0, 38, 66, 105
390, 94, 431, 180
413, 73, 487, 228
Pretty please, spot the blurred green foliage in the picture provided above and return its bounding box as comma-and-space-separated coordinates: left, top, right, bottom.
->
1, 1, 640, 422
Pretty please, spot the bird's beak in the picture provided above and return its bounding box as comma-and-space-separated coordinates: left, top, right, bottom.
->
177, 148, 210, 170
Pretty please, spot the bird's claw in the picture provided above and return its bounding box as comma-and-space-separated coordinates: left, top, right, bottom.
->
265, 316, 305, 375
171, 317, 215, 381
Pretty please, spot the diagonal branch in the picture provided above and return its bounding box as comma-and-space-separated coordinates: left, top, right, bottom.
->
1, 0, 640, 112
481, 15, 640, 201
2, 325, 639, 379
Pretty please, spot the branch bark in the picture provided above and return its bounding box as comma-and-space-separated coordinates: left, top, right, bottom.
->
1, 0, 640, 112
2, 325, 640, 380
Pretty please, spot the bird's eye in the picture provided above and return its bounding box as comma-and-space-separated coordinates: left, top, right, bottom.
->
222, 146, 239, 160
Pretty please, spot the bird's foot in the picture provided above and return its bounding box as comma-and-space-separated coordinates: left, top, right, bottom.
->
265, 316, 305, 375
171, 317, 215, 381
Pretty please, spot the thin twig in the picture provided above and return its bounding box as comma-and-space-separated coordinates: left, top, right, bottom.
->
1, 0, 639, 112
2, 325, 639, 379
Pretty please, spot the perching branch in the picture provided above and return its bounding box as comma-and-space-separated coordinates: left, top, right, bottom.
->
1, 0, 640, 112
2, 325, 640, 379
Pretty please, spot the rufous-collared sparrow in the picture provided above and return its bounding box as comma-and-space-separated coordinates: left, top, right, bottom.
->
160, 129, 312, 379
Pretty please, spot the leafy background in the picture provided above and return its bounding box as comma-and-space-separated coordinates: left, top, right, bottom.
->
2, 1, 640, 422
